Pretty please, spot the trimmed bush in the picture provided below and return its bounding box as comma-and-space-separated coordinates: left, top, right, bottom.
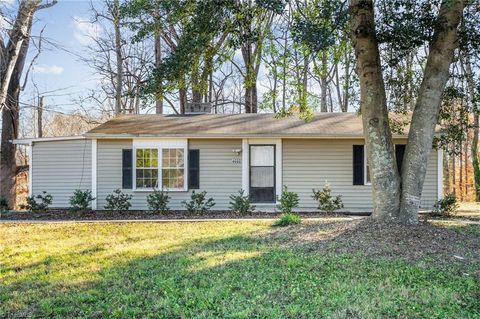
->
274, 213, 301, 227
432, 193, 458, 217
312, 182, 344, 214
104, 189, 133, 211
182, 190, 215, 214
21, 191, 53, 212
229, 190, 255, 214
277, 186, 299, 214
69, 189, 95, 213
147, 189, 170, 213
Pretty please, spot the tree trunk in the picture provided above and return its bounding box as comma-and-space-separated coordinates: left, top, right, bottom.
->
113, 0, 123, 115
0, 16, 33, 207
244, 85, 252, 113
155, 33, 163, 114
0, 0, 40, 111
400, 0, 464, 222
463, 55, 480, 201
301, 56, 309, 111
320, 52, 328, 112
179, 87, 186, 114
342, 48, 351, 112
37, 96, 43, 138
349, 0, 401, 221
252, 83, 258, 113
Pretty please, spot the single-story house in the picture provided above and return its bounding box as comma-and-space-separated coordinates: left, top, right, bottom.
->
13, 111, 442, 212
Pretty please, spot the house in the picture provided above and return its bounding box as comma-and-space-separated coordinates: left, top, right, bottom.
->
13, 111, 442, 212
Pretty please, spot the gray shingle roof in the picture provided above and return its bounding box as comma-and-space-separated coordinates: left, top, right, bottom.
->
85, 112, 414, 138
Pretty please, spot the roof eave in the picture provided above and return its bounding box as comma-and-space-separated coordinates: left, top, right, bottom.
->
84, 133, 411, 139
11, 135, 86, 145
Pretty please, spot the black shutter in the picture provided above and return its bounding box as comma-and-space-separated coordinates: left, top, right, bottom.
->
188, 149, 200, 189
122, 149, 133, 189
353, 145, 364, 185
395, 144, 406, 175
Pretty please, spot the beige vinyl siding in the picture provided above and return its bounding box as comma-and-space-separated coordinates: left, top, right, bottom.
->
282, 139, 438, 212
31, 139, 92, 208
96, 139, 242, 210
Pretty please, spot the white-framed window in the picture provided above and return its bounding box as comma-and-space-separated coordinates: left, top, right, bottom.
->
136, 148, 159, 188
162, 148, 185, 189
133, 140, 187, 191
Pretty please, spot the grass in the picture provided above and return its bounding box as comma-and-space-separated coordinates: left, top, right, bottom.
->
1, 220, 479, 318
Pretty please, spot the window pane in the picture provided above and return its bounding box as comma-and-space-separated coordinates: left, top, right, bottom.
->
251, 167, 274, 187
251, 146, 274, 166
136, 168, 158, 189
162, 148, 185, 168
162, 168, 184, 188
162, 149, 169, 167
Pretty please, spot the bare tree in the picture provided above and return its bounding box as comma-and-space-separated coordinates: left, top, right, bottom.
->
0, 0, 57, 208
79, 0, 154, 116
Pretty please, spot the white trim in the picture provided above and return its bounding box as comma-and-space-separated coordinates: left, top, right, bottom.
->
276, 140, 282, 198
28, 141, 33, 197
242, 139, 249, 195
12, 135, 85, 145
437, 148, 444, 200
132, 139, 188, 192
91, 139, 97, 210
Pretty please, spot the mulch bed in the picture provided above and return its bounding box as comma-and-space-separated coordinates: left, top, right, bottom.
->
0, 210, 362, 221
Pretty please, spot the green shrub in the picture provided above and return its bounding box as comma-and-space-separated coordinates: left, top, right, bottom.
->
147, 189, 170, 213
312, 182, 344, 214
0, 196, 9, 212
277, 186, 299, 214
20, 191, 53, 212
274, 213, 301, 227
104, 189, 133, 211
432, 193, 458, 217
229, 190, 255, 214
69, 189, 95, 213
182, 190, 215, 214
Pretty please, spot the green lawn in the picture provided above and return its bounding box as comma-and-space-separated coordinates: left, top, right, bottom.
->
1, 220, 479, 318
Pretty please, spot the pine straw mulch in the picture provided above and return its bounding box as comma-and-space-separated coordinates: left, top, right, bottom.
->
264, 218, 480, 273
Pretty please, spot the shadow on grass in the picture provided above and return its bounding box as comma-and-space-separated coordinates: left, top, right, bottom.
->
1, 220, 479, 318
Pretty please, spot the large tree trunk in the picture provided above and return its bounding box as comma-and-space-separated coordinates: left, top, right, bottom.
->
0, 17, 33, 208
349, 0, 401, 221
1, 84, 20, 208
399, 0, 464, 222
0, 0, 40, 111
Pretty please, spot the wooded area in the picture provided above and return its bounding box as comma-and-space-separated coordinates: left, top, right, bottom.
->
0, 0, 479, 224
